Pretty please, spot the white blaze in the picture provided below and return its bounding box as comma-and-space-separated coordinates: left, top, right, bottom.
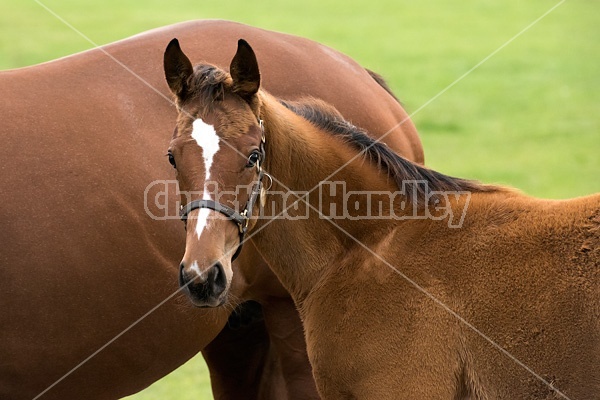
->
191, 118, 220, 240
190, 260, 202, 278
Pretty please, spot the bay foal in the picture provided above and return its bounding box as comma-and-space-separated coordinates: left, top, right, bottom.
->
166, 39, 599, 399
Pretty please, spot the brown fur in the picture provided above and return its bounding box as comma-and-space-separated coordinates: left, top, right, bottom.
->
170, 45, 600, 399
365, 68, 401, 104
1, 21, 424, 399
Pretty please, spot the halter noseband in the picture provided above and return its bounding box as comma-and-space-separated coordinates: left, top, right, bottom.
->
179, 120, 266, 261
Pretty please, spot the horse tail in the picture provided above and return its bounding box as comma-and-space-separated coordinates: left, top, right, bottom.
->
365, 68, 401, 104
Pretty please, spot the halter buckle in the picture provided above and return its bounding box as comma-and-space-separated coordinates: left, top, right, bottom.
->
259, 119, 265, 143
239, 209, 249, 233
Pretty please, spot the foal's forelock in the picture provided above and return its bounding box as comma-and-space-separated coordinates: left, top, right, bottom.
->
188, 64, 230, 105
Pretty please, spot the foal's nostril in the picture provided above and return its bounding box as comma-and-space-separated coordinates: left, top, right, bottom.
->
178, 262, 186, 287
179, 260, 227, 305
210, 261, 227, 297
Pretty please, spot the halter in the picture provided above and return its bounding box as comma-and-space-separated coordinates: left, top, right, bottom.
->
179, 120, 266, 261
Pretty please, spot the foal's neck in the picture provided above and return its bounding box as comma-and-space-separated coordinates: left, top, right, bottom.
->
252, 94, 401, 302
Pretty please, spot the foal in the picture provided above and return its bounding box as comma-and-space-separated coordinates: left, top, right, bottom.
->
165, 39, 599, 399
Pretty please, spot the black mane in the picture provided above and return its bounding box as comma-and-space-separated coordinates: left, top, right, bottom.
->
279, 99, 499, 201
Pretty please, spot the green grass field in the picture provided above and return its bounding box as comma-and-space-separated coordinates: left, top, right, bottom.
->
2, 0, 597, 398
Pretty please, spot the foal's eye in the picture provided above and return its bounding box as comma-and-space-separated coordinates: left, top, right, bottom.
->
167, 152, 176, 168
246, 151, 261, 168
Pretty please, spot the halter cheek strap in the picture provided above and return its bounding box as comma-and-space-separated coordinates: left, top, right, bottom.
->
179, 120, 266, 261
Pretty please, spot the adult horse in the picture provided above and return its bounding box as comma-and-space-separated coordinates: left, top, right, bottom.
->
0, 20, 423, 399
167, 40, 599, 399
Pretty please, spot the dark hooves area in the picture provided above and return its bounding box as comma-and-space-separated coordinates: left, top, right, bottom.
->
227, 300, 264, 330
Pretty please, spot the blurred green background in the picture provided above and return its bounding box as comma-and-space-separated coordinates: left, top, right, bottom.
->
2, 0, 597, 398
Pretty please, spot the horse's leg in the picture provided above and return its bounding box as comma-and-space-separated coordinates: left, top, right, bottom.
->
218, 242, 318, 398
202, 302, 287, 400
261, 297, 320, 399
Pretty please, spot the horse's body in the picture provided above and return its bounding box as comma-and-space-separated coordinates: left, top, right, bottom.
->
0, 21, 423, 399
297, 191, 599, 399
167, 41, 599, 399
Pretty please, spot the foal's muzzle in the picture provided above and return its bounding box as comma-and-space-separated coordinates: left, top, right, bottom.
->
179, 261, 227, 307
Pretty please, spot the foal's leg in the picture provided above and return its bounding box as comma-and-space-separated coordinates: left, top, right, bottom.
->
262, 296, 320, 399
232, 242, 320, 399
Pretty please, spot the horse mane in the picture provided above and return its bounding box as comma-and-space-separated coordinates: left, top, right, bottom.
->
279, 98, 501, 200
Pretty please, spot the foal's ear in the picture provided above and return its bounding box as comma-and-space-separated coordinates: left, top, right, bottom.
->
230, 39, 260, 100
164, 38, 194, 99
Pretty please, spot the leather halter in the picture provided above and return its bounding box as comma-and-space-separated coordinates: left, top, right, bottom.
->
179, 120, 266, 261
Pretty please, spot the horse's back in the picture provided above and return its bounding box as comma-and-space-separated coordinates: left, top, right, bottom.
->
7, 20, 422, 161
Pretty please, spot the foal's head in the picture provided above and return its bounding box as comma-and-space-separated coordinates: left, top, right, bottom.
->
164, 39, 265, 307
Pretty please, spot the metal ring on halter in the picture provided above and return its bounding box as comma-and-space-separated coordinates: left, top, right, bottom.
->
262, 172, 273, 191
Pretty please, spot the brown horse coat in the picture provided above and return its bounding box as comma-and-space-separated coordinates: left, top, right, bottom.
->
297, 191, 599, 399
165, 42, 599, 399
0, 21, 422, 399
